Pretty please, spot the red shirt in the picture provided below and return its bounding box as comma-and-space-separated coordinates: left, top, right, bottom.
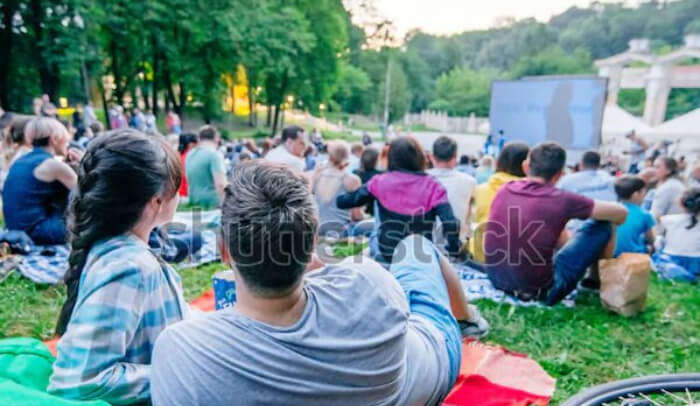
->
484, 180, 594, 293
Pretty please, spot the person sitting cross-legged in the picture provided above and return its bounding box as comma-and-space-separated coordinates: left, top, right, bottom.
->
150, 162, 489, 406
2, 117, 80, 244
613, 175, 655, 257
484, 142, 628, 305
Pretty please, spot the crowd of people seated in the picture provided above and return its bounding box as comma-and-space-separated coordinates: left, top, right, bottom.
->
0, 98, 698, 405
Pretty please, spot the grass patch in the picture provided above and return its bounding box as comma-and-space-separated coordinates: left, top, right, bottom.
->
477, 274, 699, 403
0, 256, 696, 402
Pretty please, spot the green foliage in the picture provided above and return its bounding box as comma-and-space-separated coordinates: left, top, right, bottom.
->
510, 47, 594, 78
618, 89, 646, 116
332, 62, 373, 115
429, 67, 494, 116
377, 59, 412, 122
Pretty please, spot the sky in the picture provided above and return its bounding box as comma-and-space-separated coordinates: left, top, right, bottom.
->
370, 0, 630, 37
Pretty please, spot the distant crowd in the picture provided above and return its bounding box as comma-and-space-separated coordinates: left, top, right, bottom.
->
0, 96, 698, 405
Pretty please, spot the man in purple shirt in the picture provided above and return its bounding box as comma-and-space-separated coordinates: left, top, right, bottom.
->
484, 142, 628, 305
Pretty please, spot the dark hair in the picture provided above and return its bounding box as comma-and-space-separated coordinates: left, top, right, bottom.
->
528, 142, 566, 181
10, 116, 31, 144
388, 136, 426, 172
432, 135, 458, 162
178, 133, 197, 153
281, 126, 304, 142
459, 155, 471, 165
56, 130, 183, 335
581, 150, 601, 169
657, 156, 679, 179
198, 125, 218, 141
681, 187, 700, 229
614, 175, 646, 200
221, 162, 317, 296
360, 147, 379, 172
496, 141, 529, 177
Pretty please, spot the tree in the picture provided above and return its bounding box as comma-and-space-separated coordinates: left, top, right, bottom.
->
429, 67, 494, 117
331, 62, 372, 114
509, 47, 594, 78
377, 59, 411, 123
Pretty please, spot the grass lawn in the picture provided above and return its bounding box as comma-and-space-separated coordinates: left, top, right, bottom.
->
0, 256, 697, 403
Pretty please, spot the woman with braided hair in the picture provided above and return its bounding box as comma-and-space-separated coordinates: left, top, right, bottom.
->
49, 129, 188, 404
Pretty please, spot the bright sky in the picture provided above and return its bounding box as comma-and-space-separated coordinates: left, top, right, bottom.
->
373, 0, 628, 36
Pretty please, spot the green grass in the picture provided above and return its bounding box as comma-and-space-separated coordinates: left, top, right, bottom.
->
476, 274, 699, 403
0, 257, 696, 402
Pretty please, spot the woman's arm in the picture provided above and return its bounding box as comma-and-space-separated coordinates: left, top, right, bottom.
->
48, 265, 151, 404
434, 202, 462, 256
336, 185, 374, 209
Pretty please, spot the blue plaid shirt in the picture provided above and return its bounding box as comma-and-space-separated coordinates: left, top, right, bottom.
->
49, 233, 190, 405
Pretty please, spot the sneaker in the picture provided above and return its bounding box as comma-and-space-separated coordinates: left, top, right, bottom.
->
580, 277, 600, 291
458, 304, 490, 339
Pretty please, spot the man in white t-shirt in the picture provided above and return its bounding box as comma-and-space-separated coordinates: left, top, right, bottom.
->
265, 126, 307, 172
428, 135, 477, 242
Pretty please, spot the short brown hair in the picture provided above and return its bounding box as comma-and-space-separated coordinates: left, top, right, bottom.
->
221, 162, 318, 296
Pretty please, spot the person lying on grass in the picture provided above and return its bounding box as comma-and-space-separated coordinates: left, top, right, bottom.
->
484, 142, 628, 305
150, 161, 488, 406
49, 130, 189, 404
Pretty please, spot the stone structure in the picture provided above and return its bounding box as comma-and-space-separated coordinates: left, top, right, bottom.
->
596, 35, 700, 126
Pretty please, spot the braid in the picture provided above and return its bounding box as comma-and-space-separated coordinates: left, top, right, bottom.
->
56, 149, 106, 335
55, 129, 183, 336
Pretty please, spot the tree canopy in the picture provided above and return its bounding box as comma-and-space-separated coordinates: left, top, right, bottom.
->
1, 0, 699, 126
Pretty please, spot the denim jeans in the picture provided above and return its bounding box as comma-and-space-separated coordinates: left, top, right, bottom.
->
29, 214, 67, 245
545, 220, 612, 305
389, 235, 462, 386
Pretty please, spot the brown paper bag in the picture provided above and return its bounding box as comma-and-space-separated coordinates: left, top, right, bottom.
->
598, 253, 652, 316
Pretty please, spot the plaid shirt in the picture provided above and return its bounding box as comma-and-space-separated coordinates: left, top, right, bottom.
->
48, 233, 189, 405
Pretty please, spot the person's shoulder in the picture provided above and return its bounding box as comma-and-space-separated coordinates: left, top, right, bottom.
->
84, 235, 160, 286
308, 259, 408, 313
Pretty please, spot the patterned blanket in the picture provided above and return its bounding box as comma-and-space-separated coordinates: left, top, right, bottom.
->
16, 230, 219, 285
456, 264, 577, 308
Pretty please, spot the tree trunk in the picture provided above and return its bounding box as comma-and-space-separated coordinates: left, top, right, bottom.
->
163, 68, 177, 110
151, 38, 159, 116
98, 80, 111, 130
271, 102, 282, 136
0, 0, 18, 110
177, 81, 186, 120
266, 104, 272, 127
109, 39, 124, 105
247, 82, 255, 127
28, 0, 55, 100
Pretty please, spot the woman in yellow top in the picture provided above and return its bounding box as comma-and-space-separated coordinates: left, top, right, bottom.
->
470, 142, 530, 263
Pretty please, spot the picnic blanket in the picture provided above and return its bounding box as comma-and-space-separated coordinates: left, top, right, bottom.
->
16, 229, 219, 285
456, 264, 577, 308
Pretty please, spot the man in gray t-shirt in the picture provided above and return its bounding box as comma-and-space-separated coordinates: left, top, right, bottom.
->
151, 162, 488, 406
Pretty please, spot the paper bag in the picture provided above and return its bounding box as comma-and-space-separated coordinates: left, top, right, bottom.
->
599, 253, 652, 316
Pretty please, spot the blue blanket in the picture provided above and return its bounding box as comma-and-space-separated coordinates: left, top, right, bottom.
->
17, 230, 219, 285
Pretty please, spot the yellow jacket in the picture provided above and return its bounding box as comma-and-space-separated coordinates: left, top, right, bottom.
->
470, 172, 522, 262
